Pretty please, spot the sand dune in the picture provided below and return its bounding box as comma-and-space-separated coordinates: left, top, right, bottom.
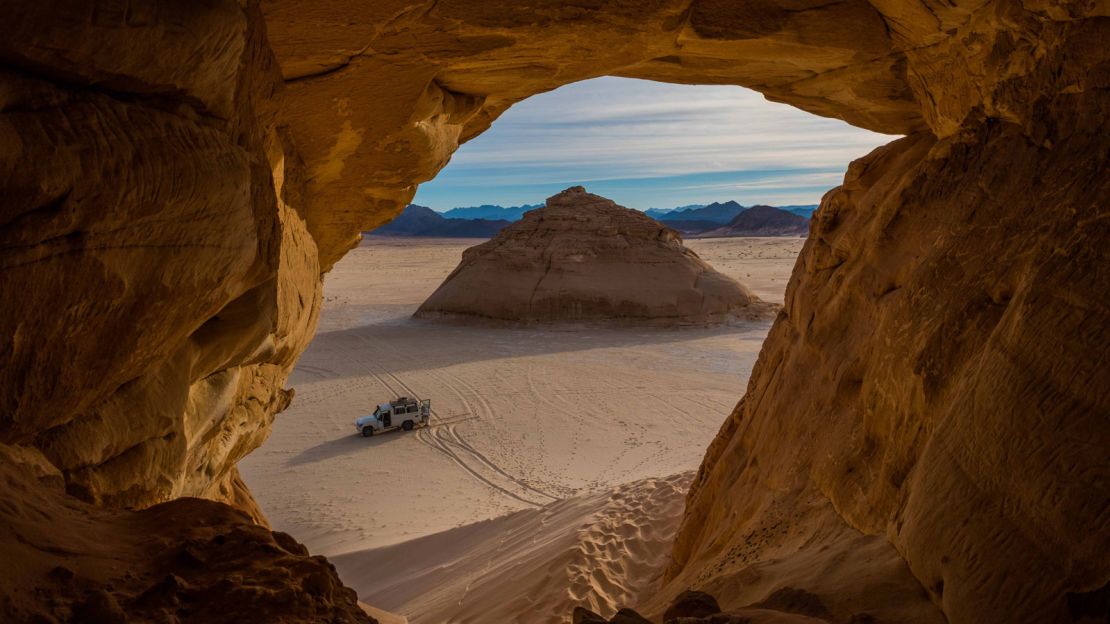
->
337, 473, 693, 624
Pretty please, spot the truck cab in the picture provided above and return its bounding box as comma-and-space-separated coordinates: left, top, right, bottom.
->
356, 397, 430, 437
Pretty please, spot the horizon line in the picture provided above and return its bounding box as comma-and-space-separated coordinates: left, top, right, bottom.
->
410, 198, 822, 214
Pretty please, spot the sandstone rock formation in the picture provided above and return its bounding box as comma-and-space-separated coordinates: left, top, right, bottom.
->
415, 187, 771, 325
575, 589, 859, 623
1, 1, 1107, 622
0, 2, 348, 618
0, 445, 373, 623
662, 120, 1110, 623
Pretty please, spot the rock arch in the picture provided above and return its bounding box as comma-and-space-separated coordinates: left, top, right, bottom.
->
0, 1, 1106, 622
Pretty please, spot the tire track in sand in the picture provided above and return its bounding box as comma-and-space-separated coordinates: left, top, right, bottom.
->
352, 332, 557, 507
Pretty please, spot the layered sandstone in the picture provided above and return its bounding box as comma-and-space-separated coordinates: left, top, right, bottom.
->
416, 187, 771, 325
0, 1, 321, 518
0, 1, 1107, 623
0, 2, 350, 618
661, 113, 1110, 623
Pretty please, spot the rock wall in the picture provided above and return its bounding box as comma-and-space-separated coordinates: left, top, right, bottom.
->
666, 114, 1110, 622
0, 0, 321, 516
0, 0, 1106, 622
661, 11, 1110, 622
0, 444, 372, 622
0, 1, 353, 618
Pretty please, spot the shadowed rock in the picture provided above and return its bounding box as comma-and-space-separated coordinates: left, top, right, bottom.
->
612, 608, 655, 624
574, 606, 610, 624
0, 446, 374, 623
664, 591, 721, 620
753, 588, 834, 621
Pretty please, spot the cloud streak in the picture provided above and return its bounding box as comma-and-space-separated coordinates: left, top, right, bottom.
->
414, 77, 898, 210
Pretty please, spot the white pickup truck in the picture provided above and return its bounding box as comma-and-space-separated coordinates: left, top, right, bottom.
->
355, 397, 430, 437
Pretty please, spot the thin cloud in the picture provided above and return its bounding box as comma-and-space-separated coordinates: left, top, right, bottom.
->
414, 77, 897, 210
675, 172, 847, 192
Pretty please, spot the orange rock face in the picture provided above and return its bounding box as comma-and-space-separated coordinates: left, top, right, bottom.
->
416, 187, 772, 325
666, 118, 1110, 622
0, 1, 1106, 622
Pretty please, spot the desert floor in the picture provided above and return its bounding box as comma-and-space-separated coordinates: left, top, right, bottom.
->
241, 236, 804, 623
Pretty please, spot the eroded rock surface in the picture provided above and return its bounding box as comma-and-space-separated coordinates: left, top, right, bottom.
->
0, 2, 349, 619
664, 117, 1110, 622
0, 445, 373, 623
264, 0, 928, 269
576, 589, 851, 623
416, 187, 771, 325
0, 1, 319, 517
0, 0, 1107, 622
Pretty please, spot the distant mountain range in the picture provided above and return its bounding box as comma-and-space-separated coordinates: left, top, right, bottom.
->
648, 201, 817, 224
372, 205, 511, 237
644, 204, 705, 219
368, 201, 818, 238
698, 205, 810, 237
441, 204, 542, 221
660, 220, 722, 234
778, 205, 820, 218
659, 201, 746, 224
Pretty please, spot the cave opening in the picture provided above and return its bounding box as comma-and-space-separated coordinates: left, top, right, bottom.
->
239, 77, 895, 622
2, 3, 1106, 624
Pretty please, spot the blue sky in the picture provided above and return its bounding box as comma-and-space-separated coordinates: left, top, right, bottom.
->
413, 77, 897, 211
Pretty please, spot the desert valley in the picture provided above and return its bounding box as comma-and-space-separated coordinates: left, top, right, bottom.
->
241, 190, 805, 623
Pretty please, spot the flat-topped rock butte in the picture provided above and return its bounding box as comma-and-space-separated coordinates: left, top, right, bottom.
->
1, 2, 1107, 623
415, 187, 773, 325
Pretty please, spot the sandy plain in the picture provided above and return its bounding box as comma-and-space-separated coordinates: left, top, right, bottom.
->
240, 235, 804, 623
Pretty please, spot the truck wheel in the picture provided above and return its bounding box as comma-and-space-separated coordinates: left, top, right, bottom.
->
362, 427, 373, 437
402, 420, 414, 431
